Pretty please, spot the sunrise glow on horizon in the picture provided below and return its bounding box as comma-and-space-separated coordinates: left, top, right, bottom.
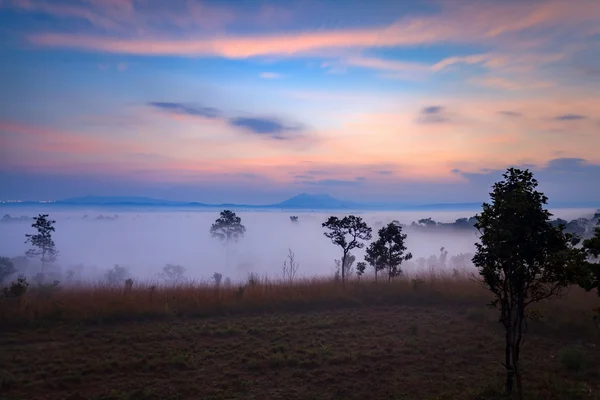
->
1, 0, 599, 205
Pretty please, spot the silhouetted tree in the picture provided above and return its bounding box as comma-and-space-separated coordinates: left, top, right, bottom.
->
356, 261, 366, 279
364, 244, 383, 281
366, 222, 412, 282
210, 210, 246, 267
25, 214, 58, 275
323, 215, 372, 285
472, 168, 586, 399
210, 210, 246, 243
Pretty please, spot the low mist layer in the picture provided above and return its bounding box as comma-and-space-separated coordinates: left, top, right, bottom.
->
0, 207, 597, 283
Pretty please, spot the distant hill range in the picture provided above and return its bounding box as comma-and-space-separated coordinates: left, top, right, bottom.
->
2, 193, 597, 211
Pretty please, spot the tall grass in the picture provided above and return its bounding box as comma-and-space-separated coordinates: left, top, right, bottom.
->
1, 271, 598, 331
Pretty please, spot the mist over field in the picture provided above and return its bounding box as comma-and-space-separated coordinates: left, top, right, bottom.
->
1, 207, 596, 283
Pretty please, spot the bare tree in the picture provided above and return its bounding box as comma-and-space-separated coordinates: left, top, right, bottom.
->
159, 264, 187, 285
282, 248, 300, 282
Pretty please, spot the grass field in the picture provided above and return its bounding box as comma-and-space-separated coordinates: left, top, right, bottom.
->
1, 276, 599, 400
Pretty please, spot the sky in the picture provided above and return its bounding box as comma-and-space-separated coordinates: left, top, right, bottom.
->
0, 0, 599, 205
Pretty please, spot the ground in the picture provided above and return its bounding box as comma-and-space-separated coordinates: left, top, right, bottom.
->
1, 303, 599, 400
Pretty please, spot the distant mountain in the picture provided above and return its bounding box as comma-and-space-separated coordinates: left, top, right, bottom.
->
5, 194, 596, 211
54, 193, 358, 210
272, 193, 357, 209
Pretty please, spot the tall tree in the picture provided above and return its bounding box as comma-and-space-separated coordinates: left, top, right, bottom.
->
323, 215, 372, 285
366, 222, 412, 282
210, 210, 246, 267
25, 214, 58, 275
472, 168, 585, 399
365, 242, 384, 281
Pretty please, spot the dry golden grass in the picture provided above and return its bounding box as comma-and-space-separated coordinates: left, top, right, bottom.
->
1, 272, 598, 332
1, 272, 599, 399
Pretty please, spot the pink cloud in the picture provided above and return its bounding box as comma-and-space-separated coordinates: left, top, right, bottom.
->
23, 1, 600, 59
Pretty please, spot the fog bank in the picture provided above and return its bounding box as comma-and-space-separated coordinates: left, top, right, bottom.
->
0, 207, 596, 283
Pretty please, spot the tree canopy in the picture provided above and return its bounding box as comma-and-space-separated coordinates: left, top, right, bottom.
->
322, 215, 372, 284
25, 214, 58, 274
366, 222, 412, 281
210, 210, 246, 244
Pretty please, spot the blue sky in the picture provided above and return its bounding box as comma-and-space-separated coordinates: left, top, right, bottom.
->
0, 0, 599, 204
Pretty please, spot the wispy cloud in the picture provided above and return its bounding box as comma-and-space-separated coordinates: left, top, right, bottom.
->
229, 117, 301, 140
470, 76, 553, 91
498, 111, 523, 117
554, 114, 587, 121
417, 105, 450, 124
147, 101, 304, 141
24, 1, 600, 58
148, 102, 222, 119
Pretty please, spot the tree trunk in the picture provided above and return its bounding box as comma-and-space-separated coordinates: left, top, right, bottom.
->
341, 252, 347, 286
505, 330, 513, 395
504, 306, 514, 396
514, 299, 525, 400
41, 247, 46, 274
374, 268, 377, 282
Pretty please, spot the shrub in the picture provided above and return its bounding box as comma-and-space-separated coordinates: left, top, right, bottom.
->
2, 276, 29, 301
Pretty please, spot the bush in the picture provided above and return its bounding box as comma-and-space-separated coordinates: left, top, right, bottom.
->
558, 345, 588, 371
2, 276, 29, 300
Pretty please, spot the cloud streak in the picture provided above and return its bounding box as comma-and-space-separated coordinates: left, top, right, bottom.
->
148, 102, 222, 119
24, 1, 600, 59
147, 101, 304, 141
554, 114, 587, 121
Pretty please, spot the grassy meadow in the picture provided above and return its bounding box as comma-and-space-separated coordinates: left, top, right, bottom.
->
1, 271, 599, 400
